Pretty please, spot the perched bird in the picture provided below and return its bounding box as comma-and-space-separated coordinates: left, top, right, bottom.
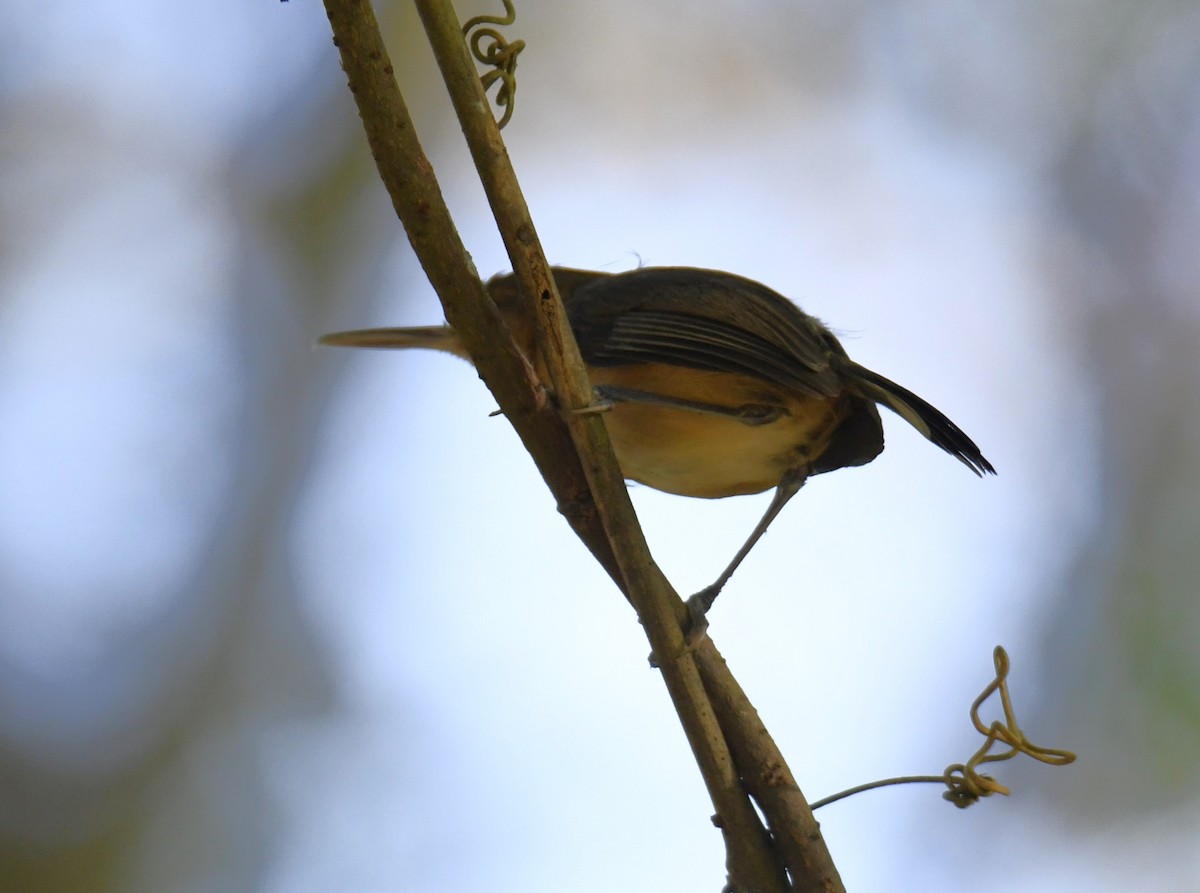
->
322, 266, 994, 618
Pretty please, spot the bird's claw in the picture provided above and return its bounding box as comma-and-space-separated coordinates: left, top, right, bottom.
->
571, 391, 614, 416
683, 586, 720, 647
647, 586, 718, 667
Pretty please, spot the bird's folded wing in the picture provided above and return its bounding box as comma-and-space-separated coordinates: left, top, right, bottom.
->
566, 267, 842, 397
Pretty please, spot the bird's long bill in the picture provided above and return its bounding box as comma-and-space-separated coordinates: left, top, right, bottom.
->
318, 325, 467, 358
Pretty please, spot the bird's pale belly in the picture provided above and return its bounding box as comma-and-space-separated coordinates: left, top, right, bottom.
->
589, 364, 845, 499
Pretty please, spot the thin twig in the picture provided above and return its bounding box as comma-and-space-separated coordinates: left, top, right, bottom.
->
810, 776, 948, 811
694, 639, 843, 891
811, 646, 1076, 813
321, 0, 621, 585
411, 2, 792, 889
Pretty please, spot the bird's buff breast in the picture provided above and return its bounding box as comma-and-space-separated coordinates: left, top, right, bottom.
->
587, 364, 843, 499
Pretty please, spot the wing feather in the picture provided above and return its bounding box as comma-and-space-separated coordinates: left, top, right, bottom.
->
565, 267, 841, 396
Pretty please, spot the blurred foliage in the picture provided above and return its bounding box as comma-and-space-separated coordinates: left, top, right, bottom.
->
2, 2, 1199, 891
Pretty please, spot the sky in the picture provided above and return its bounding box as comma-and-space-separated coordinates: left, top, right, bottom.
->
2, 2, 1199, 892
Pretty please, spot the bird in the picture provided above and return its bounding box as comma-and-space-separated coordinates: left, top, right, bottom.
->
321, 266, 994, 620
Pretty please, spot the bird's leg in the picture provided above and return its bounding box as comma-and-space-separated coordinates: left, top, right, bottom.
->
685, 468, 808, 632
579, 384, 785, 426
575, 382, 799, 640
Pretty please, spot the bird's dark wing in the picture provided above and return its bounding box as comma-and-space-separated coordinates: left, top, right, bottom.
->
563, 267, 843, 396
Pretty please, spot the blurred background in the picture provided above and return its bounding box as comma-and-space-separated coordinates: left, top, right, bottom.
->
2, 0, 1199, 890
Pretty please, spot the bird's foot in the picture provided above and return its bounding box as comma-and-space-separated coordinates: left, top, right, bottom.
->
684, 585, 720, 645
647, 588, 717, 668
570, 389, 614, 416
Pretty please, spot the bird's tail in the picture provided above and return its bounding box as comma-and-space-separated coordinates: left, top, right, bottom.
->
849, 363, 995, 476
319, 325, 470, 360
